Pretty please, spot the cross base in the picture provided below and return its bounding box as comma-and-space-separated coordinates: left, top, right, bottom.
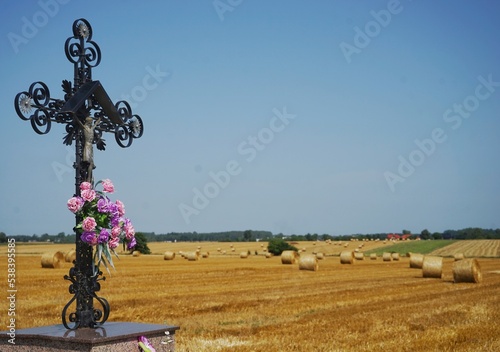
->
0, 322, 179, 352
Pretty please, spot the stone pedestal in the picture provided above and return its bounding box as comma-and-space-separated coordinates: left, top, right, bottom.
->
0, 322, 179, 351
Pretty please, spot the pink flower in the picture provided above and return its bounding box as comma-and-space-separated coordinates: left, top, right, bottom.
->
115, 200, 125, 216
109, 237, 120, 249
67, 197, 84, 213
82, 217, 97, 232
81, 189, 96, 202
80, 182, 92, 191
102, 179, 114, 193
124, 221, 135, 239
111, 226, 121, 238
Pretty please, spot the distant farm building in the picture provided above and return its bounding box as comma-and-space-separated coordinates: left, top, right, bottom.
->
387, 233, 411, 240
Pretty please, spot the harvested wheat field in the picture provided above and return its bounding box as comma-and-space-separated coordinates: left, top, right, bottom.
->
429, 240, 500, 258
1, 242, 500, 351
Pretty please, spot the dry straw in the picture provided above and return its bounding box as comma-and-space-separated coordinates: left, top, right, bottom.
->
240, 251, 248, 259
409, 253, 424, 269
202, 252, 209, 258
453, 258, 482, 283
132, 250, 141, 257
41, 251, 65, 268
354, 252, 364, 261
391, 253, 400, 261
382, 252, 392, 261
65, 249, 76, 263
422, 256, 443, 278
370, 253, 377, 260
454, 253, 465, 261
163, 251, 175, 260
298, 254, 318, 271
340, 250, 354, 264
265, 252, 273, 258
186, 252, 199, 261
281, 250, 298, 264
316, 252, 324, 260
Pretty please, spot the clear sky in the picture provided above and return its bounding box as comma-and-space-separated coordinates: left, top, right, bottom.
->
1, 0, 499, 237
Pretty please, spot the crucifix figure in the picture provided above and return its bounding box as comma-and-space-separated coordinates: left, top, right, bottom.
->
14, 18, 143, 330
73, 115, 101, 183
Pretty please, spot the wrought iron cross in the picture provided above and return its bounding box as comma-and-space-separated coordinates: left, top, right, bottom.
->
14, 18, 144, 329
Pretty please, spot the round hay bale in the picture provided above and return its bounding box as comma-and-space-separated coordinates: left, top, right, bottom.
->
65, 249, 76, 263
422, 256, 443, 278
202, 252, 209, 258
370, 253, 377, 260
240, 251, 248, 258
164, 251, 175, 260
409, 253, 424, 269
340, 250, 354, 264
298, 254, 318, 271
265, 252, 273, 258
382, 252, 392, 261
41, 251, 65, 268
316, 252, 324, 260
453, 258, 482, 283
391, 252, 400, 261
454, 253, 465, 261
281, 250, 298, 264
354, 252, 364, 261
132, 250, 141, 257
186, 252, 199, 261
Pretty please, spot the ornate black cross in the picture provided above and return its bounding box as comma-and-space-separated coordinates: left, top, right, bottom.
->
14, 18, 144, 329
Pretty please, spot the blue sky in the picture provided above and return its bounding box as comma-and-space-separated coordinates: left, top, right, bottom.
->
1, 0, 499, 236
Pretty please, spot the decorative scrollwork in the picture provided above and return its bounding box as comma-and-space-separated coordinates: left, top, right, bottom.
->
62, 266, 110, 330
30, 108, 52, 135
65, 18, 101, 69
115, 124, 133, 148
115, 100, 132, 122
29, 81, 50, 107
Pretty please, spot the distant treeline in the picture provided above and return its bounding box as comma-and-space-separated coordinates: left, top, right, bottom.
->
1, 227, 499, 243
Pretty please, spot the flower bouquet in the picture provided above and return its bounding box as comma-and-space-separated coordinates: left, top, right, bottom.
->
67, 179, 136, 273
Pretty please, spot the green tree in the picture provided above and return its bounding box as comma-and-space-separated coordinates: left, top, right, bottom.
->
133, 232, 151, 254
432, 232, 443, 240
243, 230, 253, 242
267, 238, 298, 255
420, 229, 430, 240
0, 232, 7, 243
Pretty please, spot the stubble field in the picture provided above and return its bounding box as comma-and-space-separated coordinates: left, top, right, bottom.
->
1, 240, 500, 351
